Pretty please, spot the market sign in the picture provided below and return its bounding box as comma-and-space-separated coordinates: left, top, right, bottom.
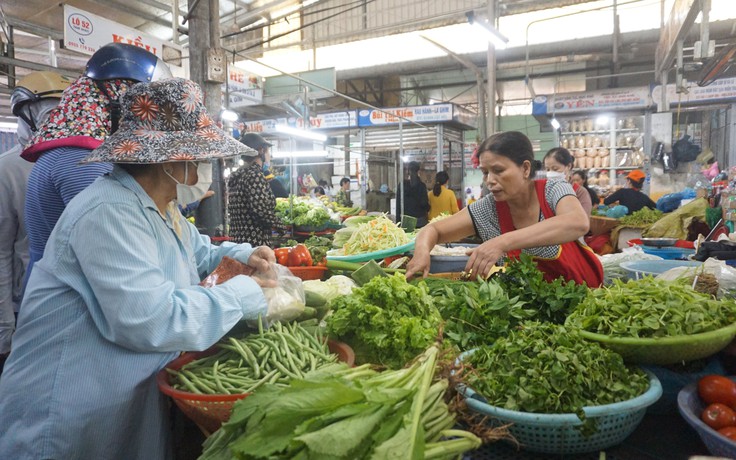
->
295, 111, 358, 129
226, 67, 263, 108
652, 77, 736, 109
357, 104, 453, 127
242, 118, 287, 133
63, 5, 182, 66
532, 87, 651, 115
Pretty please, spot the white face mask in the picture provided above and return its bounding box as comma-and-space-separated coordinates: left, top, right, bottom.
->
545, 171, 566, 181
165, 161, 213, 205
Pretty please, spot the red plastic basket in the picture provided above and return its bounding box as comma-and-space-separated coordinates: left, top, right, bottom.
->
157, 340, 354, 433
287, 265, 327, 281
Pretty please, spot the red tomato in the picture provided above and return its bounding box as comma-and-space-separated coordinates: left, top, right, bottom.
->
699, 375, 736, 408
702, 403, 736, 430
718, 426, 736, 441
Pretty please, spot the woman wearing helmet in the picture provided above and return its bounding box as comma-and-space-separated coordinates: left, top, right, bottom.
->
0, 71, 71, 369
21, 42, 172, 289
0, 78, 274, 460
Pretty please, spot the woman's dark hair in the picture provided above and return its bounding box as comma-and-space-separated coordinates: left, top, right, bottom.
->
117, 163, 154, 176
572, 169, 588, 186
408, 161, 421, 187
544, 147, 574, 168
432, 171, 449, 196
477, 131, 537, 178
628, 177, 645, 190
340, 177, 350, 186
314, 186, 325, 195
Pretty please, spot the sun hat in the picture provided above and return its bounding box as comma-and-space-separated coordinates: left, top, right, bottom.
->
240, 132, 273, 150
83, 77, 255, 163
627, 170, 646, 182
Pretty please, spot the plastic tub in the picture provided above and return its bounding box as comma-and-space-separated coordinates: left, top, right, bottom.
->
678, 378, 736, 458
619, 260, 702, 279
428, 244, 478, 274
640, 246, 695, 260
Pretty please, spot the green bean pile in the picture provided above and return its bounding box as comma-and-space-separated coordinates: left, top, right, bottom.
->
167, 322, 338, 395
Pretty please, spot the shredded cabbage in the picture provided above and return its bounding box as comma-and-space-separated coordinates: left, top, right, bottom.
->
343, 216, 410, 255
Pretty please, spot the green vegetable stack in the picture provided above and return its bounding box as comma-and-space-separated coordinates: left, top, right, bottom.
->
327, 273, 441, 368
566, 277, 736, 338
619, 207, 664, 227
496, 254, 589, 324
465, 322, 649, 420
198, 346, 483, 460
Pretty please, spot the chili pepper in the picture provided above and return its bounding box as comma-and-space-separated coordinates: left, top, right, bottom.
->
274, 247, 290, 266
288, 244, 313, 267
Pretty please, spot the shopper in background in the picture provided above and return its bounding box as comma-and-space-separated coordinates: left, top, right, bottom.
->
319, 179, 333, 197
240, 132, 289, 198
229, 135, 284, 247
604, 169, 656, 215
572, 170, 599, 206
0, 78, 275, 460
543, 147, 593, 215
0, 71, 71, 369
407, 131, 602, 286
428, 170, 459, 220
20, 43, 171, 287
335, 177, 353, 207
397, 161, 430, 227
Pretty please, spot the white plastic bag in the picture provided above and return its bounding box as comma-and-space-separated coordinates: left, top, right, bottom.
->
253, 264, 306, 323
598, 246, 663, 284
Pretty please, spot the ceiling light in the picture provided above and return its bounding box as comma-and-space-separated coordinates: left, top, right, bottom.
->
466, 11, 508, 50
550, 118, 561, 130
596, 115, 610, 126
221, 109, 239, 122
272, 150, 329, 158
275, 124, 327, 142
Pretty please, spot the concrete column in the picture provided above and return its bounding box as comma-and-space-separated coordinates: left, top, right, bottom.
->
486, 0, 496, 136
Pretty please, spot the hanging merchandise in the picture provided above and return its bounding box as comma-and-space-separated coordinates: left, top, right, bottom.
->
673, 134, 702, 163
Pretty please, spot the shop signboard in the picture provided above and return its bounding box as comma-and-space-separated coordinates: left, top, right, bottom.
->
295, 111, 357, 129
226, 67, 263, 108
652, 77, 736, 109
532, 87, 651, 115
242, 118, 286, 133
357, 104, 453, 127
63, 5, 182, 66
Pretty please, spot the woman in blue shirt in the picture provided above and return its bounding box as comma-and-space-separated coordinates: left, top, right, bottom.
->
0, 78, 268, 460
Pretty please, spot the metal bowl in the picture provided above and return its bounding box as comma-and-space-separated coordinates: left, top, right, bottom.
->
640, 238, 678, 248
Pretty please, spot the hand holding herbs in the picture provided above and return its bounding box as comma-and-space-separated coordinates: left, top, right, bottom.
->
326, 273, 441, 368
566, 277, 736, 338
463, 322, 649, 417
199, 346, 483, 460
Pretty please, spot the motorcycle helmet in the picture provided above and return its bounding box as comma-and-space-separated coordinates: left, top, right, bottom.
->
85, 42, 172, 82
11, 71, 73, 131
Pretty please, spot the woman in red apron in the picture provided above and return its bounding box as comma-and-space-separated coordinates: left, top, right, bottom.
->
406, 131, 603, 287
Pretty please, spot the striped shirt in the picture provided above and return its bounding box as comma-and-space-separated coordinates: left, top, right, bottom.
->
0, 166, 267, 459
468, 179, 575, 259
24, 146, 112, 267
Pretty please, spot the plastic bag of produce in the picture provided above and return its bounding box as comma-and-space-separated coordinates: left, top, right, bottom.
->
598, 247, 662, 284
645, 198, 709, 240
253, 264, 306, 323
657, 258, 736, 298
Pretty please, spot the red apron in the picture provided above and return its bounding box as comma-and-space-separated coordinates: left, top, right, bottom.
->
496, 180, 603, 287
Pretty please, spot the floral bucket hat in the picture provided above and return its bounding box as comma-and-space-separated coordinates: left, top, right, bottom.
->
83, 77, 255, 163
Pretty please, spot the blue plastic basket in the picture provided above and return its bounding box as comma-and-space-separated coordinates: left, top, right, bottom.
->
640, 246, 695, 260
678, 379, 736, 458
460, 370, 662, 454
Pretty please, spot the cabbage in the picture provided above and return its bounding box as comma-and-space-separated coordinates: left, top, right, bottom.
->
325, 275, 357, 296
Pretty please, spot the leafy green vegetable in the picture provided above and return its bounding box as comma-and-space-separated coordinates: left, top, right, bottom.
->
421, 278, 535, 349
327, 274, 441, 368
275, 197, 332, 228
464, 322, 649, 423
496, 254, 589, 324
566, 277, 736, 338
619, 207, 664, 227
199, 346, 482, 460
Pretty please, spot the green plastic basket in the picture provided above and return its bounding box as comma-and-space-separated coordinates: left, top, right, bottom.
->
461, 370, 662, 455
578, 322, 736, 365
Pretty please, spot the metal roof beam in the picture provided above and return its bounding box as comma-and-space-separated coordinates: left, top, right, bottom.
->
4, 16, 62, 40
0, 56, 80, 78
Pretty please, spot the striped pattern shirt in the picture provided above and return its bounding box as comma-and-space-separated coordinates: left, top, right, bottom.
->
24, 147, 112, 264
